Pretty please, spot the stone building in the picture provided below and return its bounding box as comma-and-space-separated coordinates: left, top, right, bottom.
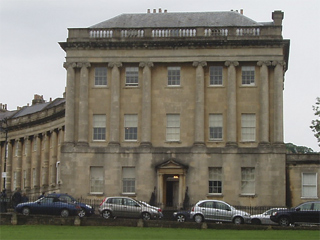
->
58, 9, 290, 208
1, 10, 318, 209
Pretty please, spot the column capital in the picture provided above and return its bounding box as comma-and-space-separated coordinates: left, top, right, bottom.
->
139, 62, 154, 68
77, 62, 91, 68
192, 61, 207, 67
224, 61, 239, 67
272, 60, 286, 67
257, 61, 271, 67
63, 62, 77, 69
108, 62, 122, 68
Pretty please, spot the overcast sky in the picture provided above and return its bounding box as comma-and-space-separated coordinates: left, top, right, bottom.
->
0, 0, 319, 151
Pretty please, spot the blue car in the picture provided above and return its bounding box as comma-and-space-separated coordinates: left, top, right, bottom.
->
48, 193, 95, 217
15, 196, 81, 217
173, 210, 191, 222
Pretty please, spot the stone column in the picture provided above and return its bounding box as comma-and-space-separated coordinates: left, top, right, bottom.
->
257, 61, 271, 145
272, 61, 285, 144
50, 130, 58, 186
63, 62, 77, 143
192, 61, 207, 146
78, 62, 91, 144
139, 62, 153, 147
42, 132, 50, 188
225, 61, 239, 146
34, 134, 41, 189
108, 62, 122, 145
24, 136, 32, 191
15, 139, 22, 189
5, 141, 12, 191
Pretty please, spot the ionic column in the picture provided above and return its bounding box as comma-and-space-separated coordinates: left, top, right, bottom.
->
63, 62, 77, 143
34, 134, 41, 189
139, 62, 154, 147
42, 132, 50, 188
225, 61, 239, 146
108, 62, 122, 145
272, 61, 285, 144
15, 139, 22, 189
257, 61, 271, 145
78, 62, 91, 144
192, 61, 207, 145
24, 136, 32, 191
50, 130, 58, 186
5, 141, 13, 191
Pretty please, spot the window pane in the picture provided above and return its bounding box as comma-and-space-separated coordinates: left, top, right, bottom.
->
166, 114, 180, 141
209, 114, 223, 140
93, 115, 106, 140
126, 67, 139, 86
168, 67, 180, 86
241, 168, 255, 194
242, 66, 255, 85
90, 167, 103, 193
95, 67, 107, 86
210, 66, 223, 85
302, 173, 317, 198
124, 115, 138, 140
241, 114, 256, 142
123, 167, 135, 193
209, 167, 222, 193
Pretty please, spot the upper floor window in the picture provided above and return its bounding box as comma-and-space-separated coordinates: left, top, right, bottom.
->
209, 114, 223, 141
241, 66, 255, 86
122, 167, 135, 194
167, 67, 180, 86
95, 67, 107, 86
302, 173, 317, 198
241, 167, 255, 195
93, 115, 106, 141
166, 114, 180, 141
209, 167, 222, 194
125, 67, 139, 86
241, 114, 256, 142
209, 66, 223, 85
124, 114, 138, 141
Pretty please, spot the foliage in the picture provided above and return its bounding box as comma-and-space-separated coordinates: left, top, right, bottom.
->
310, 97, 320, 147
285, 143, 314, 154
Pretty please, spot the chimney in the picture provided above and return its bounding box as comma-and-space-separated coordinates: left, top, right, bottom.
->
147, 9, 150, 13
272, 10, 284, 26
153, 9, 156, 13
0, 103, 8, 112
32, 94, 45, 105
240, 9, 243, 15
164, 9, 167, 13
159, 8, 162, 13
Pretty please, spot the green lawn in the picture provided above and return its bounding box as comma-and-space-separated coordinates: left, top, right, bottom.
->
0, 225, 319, 240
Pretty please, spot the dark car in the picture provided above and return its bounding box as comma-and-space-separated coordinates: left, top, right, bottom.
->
270, 201, 320, 226
15, 196, 81, 217
48, 193, 94, 217
173, 210, 191, 222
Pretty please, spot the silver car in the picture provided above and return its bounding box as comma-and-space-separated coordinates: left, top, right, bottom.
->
189, 200, 251, 224
98, 196, 162, 220
251, 208, 287, 225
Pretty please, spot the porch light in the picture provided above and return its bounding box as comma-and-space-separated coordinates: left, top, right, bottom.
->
173, 175, 179, 179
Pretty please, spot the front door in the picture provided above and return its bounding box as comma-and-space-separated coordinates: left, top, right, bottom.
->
165, 175, 179, 208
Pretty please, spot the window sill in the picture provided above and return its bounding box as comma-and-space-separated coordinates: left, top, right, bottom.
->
165, 141, 181, 143
207, 193, 223, 197
301, 197, 318, 199
89, 192, 104, 196
239, 194, 257, 198
121, 193, 136, 197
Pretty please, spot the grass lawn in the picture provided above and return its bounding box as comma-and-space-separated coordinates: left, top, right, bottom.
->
0, 225, 319, 240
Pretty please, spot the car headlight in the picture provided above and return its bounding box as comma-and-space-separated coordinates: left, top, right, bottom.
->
271, 212, 277, 216
85, 204, 92, 209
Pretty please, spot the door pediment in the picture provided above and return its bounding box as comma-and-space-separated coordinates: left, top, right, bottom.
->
156, 159, 188, 175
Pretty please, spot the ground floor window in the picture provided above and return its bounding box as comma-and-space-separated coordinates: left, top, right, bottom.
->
241, 167, 255, 195
302, 173, 317, 198
122, 167, 135, 194
90, 167, 104, 194
208, 167, 222, 194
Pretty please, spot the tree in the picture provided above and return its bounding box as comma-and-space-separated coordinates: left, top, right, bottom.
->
285, 143, 314, 154
310, 97, 320, 147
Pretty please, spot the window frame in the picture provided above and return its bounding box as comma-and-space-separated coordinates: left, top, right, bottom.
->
124, 114, 138, 141
125, 67, 139, 86
208, 167, 223, 194
166, 114, 180, 141
94, 67, 108, 86
301, 172, 318, 198
209, 66, 223, 86
241, 167, 255, 195
167, 67, 181, 86
122, 167, 136, 194
209, 114, 223, 141
241, 66, 255, 86
90, 166, 104, 194
93, 114, 106, 141
241, 113, 256, 142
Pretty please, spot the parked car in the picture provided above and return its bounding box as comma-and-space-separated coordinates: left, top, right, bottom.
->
270, 201, 320, 226
173, 210, 191, 222
251, 208, 287, 225
99, 196, 163, 220
189, 200, 251, 224
47, 193, 94, 217
138, 201, 163, 219
15, 196, 81, 217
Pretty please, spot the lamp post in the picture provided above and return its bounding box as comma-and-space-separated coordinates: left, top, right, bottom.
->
0, 118, 8, 189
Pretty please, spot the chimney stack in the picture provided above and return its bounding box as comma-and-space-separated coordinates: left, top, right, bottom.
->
272, 10, 284, 26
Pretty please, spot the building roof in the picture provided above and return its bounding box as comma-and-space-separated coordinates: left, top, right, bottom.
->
90, 11, 266, 29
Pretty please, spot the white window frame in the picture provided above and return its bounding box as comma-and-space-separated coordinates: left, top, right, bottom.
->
209, 114, 223, 141
94, 67, 107, 86
166, 114, 180, 141
241, 66, 255, 86
208, 167, 222, 194
122, 167, 135, 194
302, 173, 318, 198
241, 114, 256, 142
125, 67, 139, 86
241, 167, 255, 195
93, 114, 106, 141
209, 66, 223, 86
90, 166, 104, 194
167, 67, 181, 86
124, 114, 138, 141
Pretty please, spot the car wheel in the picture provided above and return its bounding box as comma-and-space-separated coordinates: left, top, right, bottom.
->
176, 214, 186, 222
279, 216, 290, 227
22, 207, 30, 216
194, 214, 203, 223
102, 210, 112, 219
233, 216, 244, 224
60, 209, 69, 218
78, 208, 86, 218
251, 218, 261, 225
142, 212, 151, 221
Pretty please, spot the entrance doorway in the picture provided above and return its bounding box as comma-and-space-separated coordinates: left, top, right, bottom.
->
165, 175, 179, 207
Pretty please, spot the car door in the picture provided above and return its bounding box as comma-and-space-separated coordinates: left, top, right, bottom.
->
214, 202, 233, 222
292, 202, 313, 223
33, 197, 55, 215
110, 198, 125, 217
123, 198, 141, 218
198, 201, 215, 220
311, 202, 320, 223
